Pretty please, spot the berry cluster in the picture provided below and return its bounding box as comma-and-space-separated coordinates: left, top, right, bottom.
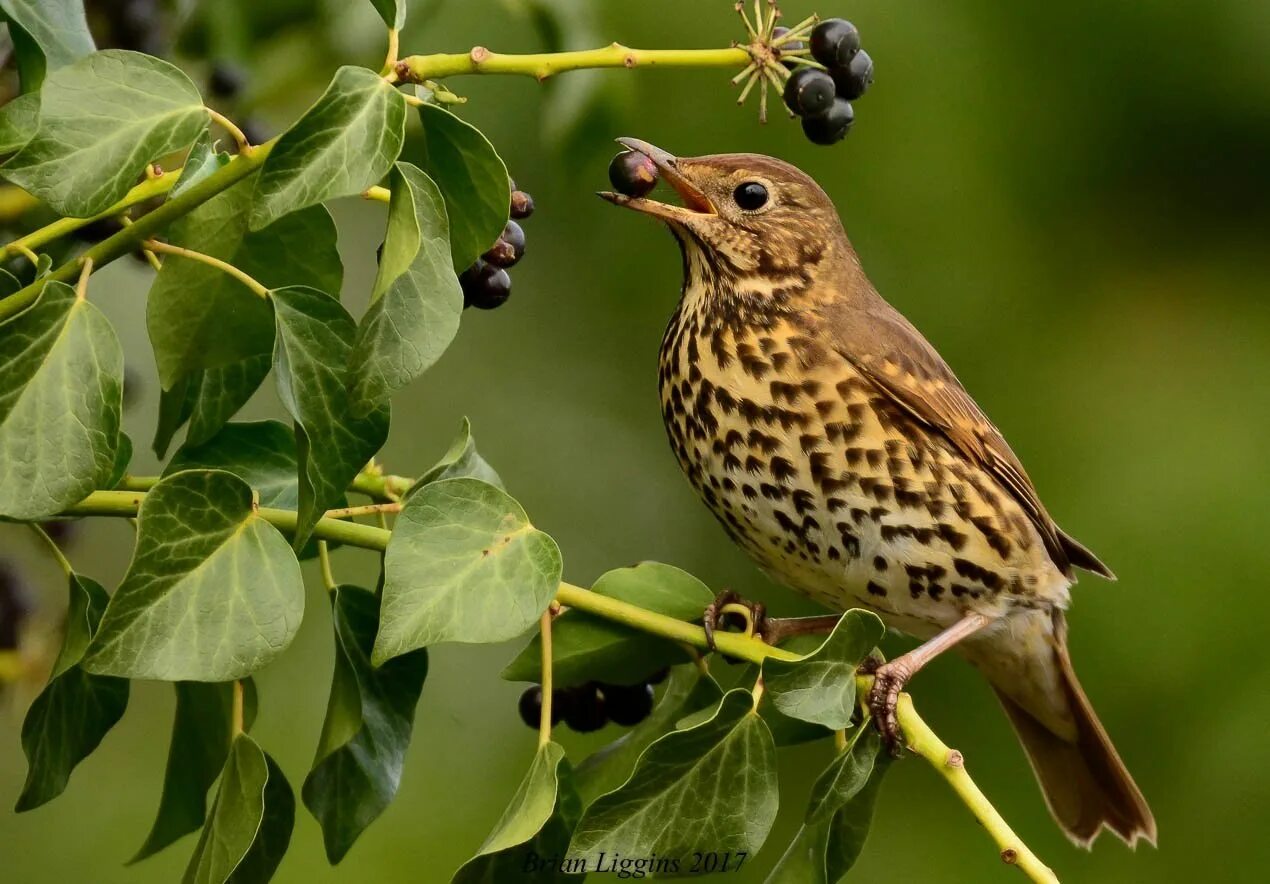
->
517, 669, 666, 733
782, 18, 873, 144
460, 184, 534, 310
784, 19, 874, 145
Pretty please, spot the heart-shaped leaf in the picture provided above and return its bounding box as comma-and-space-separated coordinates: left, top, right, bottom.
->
411, 105, 510, 269
0, 280, 122, 520
373, 478, 561, 663
302, 585, 428, 864
0, 0, 95, 72
15, 572, 128, 811
567, 689, 778, 869
250, 66, 406, 231
82, 470, 305, 681
166, 421, 300, 508
2, 50, 206, 216
409, 417, 502, 493
761, 610, 884, 730
271, 286, 390, 550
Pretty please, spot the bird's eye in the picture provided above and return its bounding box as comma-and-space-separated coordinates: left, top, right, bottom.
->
733, 182, 769, 211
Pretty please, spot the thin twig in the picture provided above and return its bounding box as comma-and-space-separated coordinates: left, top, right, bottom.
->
75, 257, 93, 299
323, 502, 402, 520
28, 524, 73, 577
205, 108, 253, 155
317, 541, 337, 593
538, 607, 555, 748
142, 239, 269, 298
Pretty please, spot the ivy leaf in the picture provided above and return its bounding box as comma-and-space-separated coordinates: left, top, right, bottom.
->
1, 50, 205, 217
270, 286, 390, 550
765, 733, 891, 883
761, 610, 885, 731
0, 0, 95, 72
131, 680, 259, 864
106, 430, 133, 489
0, 91, 39, 154
182, 734, 295, 884
366, 0, 406, 30
14, 573, 129, 811
567, 689, 779, 869
407, 417, 502, 494
166, 421, 299, 508
250, 66, 406, 231
452, 741, 581, 884
412, 104, 510, 269
502, 562, 713, 686
302, 585, 428, 864
82, 470, 305, 681
153, 355, 273, 458
573, 664, 723, 806
147, 177, 342, 390
0, 280, 123, 521
349, 162, 462, 415
170, 129, 230, 200
373, 478, 561, 664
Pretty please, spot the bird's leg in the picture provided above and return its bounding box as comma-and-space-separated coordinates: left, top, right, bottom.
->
760, 613, 844, 645
702, 589, 766, 651
703, 593, 843, 650
864, 612, 994, 755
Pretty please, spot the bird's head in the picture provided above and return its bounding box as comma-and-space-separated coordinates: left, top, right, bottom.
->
599, 138, 854, 307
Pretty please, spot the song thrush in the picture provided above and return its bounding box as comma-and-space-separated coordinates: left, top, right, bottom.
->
600, 138, 1155, 848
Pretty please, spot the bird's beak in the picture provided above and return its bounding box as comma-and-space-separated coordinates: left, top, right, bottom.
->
597, 137, 716, 222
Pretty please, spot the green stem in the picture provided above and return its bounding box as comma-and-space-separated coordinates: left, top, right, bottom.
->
538, 608, 554, 748
0, 140, 275, 322
317, 541, 337, 593
398, 44, 751, 83
28, 523, 73, 577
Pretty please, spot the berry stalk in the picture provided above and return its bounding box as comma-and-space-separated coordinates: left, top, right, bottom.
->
396, 44, 751, 84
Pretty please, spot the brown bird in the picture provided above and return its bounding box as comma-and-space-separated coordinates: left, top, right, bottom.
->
600, 138, 1155, 849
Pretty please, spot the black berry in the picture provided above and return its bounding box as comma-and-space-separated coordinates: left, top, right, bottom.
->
485, 220, 525, 268
810, 18, 861, 69
518, 685, 543, 728
563, 684, 607, 733
802, 98, 855, 145
608, 151, 658, 198
601, 683, 655, 727
460, 259, 511, 310
783, 68, 836, 117
208, 62, 247, 99
772, 26, 805, 68
510, 190, 535, 219
832, 49, 874, 100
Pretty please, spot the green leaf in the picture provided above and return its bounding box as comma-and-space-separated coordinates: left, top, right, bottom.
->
132, 680, 259, 864
182, 734, 295, 884
302, 585, 428, 864
567, 688, 778, 869
349, 162, 462, 414
82, 470, 305, 681
15, 573, 128, 811
0, 0, 95, 71
573, 664, 723, 806
502, 562, 712, 686
166, 421, 299, 509
761, 610, 885, 731
0, 91, 39, 154
147, 176, 342, 389
407, 417, 501, 494
153, 355, 273, 458
367, 0, 406, 30
0, 280, 123, 520
765, 733, 890, 883
250, 66, 406, 231
806, 726, 880, 824
0, 267, 19, 295
171, 129, 230, 199
1, 50, 206, 217
106, 430, 133, 489
270, 286, 390, 550
412, 104, 510, 269
452, 741, 582, 883
373, 478, 561, 664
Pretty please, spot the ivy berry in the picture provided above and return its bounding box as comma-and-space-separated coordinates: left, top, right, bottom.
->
783, 68, 837, 118
562, 683, 608, 733
802, 98, 855, 145
608, 150, 659, 198
600, 682, 655, 727
461, 183, 535, 309
771, 26, 804, 68
832, 49, 874, 101
809, 18, 861, 69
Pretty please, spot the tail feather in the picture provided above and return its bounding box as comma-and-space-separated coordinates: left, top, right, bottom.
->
972, 610, 1155, 847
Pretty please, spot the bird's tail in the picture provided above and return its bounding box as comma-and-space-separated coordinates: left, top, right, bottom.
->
962, 608, 1157, 848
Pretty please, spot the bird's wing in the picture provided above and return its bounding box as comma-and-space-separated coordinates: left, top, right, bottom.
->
819, 297, 1111, 578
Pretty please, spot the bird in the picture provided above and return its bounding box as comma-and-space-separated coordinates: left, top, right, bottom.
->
599, 137, 1155, 849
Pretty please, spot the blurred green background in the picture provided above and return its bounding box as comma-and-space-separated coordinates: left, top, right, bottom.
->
3, 0, 1269, 881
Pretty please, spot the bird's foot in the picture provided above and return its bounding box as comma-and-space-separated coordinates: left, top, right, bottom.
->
702, 589, 767, 653
861, 657, 912, 757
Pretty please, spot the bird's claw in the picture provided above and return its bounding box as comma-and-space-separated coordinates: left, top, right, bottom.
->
702, 589, 768, 653
863, 660, 910, 757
